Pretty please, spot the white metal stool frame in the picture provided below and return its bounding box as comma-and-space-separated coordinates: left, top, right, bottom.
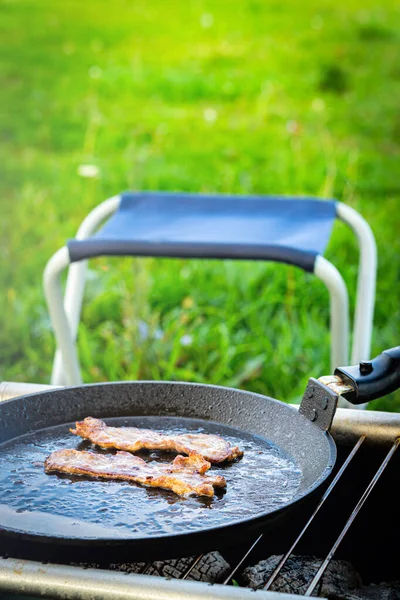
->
43, 196, 377, 408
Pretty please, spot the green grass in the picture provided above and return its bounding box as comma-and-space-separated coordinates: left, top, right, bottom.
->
0, 0, 399, 409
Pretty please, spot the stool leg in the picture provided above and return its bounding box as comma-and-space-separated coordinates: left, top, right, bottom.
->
50, 260, 88, 385
50, 196, 121, 385
314, 255, 351, 408
44, 247, 82, 386
336, 202, 377, 365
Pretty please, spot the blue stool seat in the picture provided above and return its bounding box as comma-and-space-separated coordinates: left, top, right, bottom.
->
67, 192, 337, 272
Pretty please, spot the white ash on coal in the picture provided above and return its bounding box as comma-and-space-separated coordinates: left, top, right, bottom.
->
109, 551, 230, 582
72, 551, 230, 584
240, 554, 362, 598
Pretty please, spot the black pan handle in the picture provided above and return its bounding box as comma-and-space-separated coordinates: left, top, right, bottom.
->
335, 346, 400, 404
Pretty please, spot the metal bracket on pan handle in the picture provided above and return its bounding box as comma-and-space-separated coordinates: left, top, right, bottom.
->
301, 346, 400, 430
299, 377, 354, 431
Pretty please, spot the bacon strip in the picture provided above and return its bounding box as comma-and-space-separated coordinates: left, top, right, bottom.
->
45, 449, 226, 497
71, 418, 243, 463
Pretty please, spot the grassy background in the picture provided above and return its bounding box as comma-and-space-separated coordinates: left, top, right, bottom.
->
0, 0, 399, 409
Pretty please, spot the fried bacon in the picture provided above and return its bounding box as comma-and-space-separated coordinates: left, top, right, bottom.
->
71, 418, 243, 464
44, 449, 226, 497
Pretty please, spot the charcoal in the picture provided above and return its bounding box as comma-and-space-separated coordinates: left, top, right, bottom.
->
129, 552, 230, 582
339, 581, 400, 600
241, 554, 362, 598
73, 551, 230, 584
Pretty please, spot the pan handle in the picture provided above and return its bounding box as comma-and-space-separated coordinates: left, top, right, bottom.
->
335, 346, 400, 404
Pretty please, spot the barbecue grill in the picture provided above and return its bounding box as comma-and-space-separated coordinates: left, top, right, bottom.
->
1, 380, 399, 600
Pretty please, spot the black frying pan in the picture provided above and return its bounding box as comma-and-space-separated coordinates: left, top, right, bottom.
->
0, 346, 399, 563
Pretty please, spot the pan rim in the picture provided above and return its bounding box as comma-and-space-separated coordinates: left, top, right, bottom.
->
0, 378, 299, 407
0, 380, 337, 545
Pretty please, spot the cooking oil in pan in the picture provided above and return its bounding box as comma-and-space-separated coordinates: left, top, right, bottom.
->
0, 417, 302, 538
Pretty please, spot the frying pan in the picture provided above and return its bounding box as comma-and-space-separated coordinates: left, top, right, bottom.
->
0, 346, 399, 563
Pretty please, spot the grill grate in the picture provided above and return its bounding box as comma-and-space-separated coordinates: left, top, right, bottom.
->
143, 435, 400, 597
304, 437, 400, 597
264, 436, 366, 592
182, 554, 205, 580
122, 434, 399, 597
